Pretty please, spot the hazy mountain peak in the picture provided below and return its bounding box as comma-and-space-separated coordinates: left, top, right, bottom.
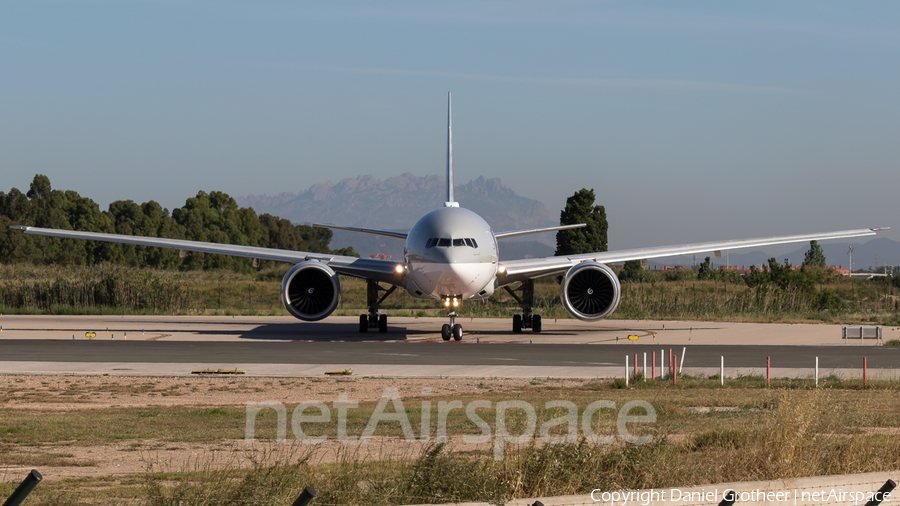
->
237, 173, 557, 258
237, 173, 554, 231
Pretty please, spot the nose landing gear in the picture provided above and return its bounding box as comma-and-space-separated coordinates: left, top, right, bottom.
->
440, 296, 463, 341
441, 313, 463, 341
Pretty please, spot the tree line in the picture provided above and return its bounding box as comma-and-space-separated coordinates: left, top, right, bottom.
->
0, 174, 356, 272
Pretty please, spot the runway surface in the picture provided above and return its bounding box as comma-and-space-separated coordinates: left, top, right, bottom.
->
1, 315, 896, 377
2, 340, 899, 368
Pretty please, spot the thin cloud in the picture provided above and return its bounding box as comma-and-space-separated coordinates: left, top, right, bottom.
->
230, 4, 898, 47
279, 64, 809, 96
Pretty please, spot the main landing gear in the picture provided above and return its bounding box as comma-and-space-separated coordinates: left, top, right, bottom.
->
440, 296, 463, 341
358, 280, 396, 333
504, 280, 542, 334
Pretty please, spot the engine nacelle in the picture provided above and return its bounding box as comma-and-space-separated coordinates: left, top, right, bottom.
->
281, 261, 341, 321
560, 261, 621, 321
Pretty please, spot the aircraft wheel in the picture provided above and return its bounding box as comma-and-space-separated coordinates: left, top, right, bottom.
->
378, 314, 387, 333
452, 324, 463, 341
359, 314, 368, 333
532, 315, 542, 333
441, 324, 452, 341
512, 314, 522, 333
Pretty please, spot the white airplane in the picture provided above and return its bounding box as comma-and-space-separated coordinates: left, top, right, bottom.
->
11, 94, 887, 341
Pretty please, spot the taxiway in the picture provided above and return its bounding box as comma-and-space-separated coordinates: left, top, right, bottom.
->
0, 315, 895, 378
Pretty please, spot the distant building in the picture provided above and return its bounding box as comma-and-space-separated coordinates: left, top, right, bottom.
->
647, 262, 860, 277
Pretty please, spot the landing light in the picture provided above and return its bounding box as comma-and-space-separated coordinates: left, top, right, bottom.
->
452, 297, 459, 307
498, 265, 506, 274
395, 264, 404, 274
444, 299, 451, 307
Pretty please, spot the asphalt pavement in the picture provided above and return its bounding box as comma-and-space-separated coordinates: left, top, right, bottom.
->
2, 340, 898, 369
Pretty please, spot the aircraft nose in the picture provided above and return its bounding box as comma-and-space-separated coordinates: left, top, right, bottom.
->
425, 248, 454, 264
443, 261, 493, 289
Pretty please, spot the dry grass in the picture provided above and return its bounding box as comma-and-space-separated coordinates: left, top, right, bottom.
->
0, 447, 95, 468
4, 377, 900, 504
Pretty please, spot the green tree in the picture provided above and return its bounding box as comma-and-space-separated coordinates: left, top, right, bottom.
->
1, 174, 358, 269
555, 188, 608, 256
747, 258, 815, 293
331, 246, 359, 257
697, 256, 712, 280
743, 264, 768, 288
172, 191, 253, 271
26, 174, 52, 203
802, 240, 826, 268
0, 215, 26, 262
0, 187, 31, 222
619, 260, 644, 282
25, 174, 86, 265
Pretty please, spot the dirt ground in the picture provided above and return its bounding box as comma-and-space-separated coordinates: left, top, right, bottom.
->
0, 374, 579, 481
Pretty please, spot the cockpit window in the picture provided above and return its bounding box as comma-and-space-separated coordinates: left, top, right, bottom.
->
426, 237, 478, 248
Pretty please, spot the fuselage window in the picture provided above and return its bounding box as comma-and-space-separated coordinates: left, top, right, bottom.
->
452, 238, 465, 247
438, 238, 451, 247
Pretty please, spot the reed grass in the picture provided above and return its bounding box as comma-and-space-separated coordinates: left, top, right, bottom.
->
616, 279, 900, 324
0, 264, 192, 314
0, 263, 897, 324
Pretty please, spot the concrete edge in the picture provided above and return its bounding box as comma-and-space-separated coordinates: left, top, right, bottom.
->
413, 470, 899, 506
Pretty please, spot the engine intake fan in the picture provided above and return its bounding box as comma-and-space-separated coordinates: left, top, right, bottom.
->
281, 261, 341, 321
560, 261, 621, 321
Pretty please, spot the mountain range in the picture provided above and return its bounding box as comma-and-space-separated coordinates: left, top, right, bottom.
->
237, 173, 558, 260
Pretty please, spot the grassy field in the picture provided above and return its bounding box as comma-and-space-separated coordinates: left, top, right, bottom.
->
1, 263, 898, 324
3, 376, 900, 504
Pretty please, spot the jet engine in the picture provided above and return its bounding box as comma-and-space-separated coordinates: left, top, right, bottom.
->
560, 261, 621, 321
281, 261, 341, 321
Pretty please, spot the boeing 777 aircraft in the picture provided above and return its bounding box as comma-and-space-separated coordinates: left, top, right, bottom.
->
11, 94, 887, 341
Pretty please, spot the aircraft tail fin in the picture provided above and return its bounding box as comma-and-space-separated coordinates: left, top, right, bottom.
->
444, 92, 458, 208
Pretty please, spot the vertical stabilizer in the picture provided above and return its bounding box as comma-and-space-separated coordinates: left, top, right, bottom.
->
444, 92, 458, 207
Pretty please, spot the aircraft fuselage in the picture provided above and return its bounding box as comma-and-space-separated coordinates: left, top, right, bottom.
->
404, 206, 499, 302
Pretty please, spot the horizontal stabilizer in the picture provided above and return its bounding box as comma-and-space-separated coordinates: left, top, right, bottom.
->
495, 224, 586, 240
312, 224, 408, 240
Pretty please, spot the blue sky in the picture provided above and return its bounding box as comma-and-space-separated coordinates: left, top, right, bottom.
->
2, 1, 898, 250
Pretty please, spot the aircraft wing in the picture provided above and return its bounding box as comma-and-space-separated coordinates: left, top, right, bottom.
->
498, 227, 887, 285
312, 224, 407, 240
10, 226, 403, 284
